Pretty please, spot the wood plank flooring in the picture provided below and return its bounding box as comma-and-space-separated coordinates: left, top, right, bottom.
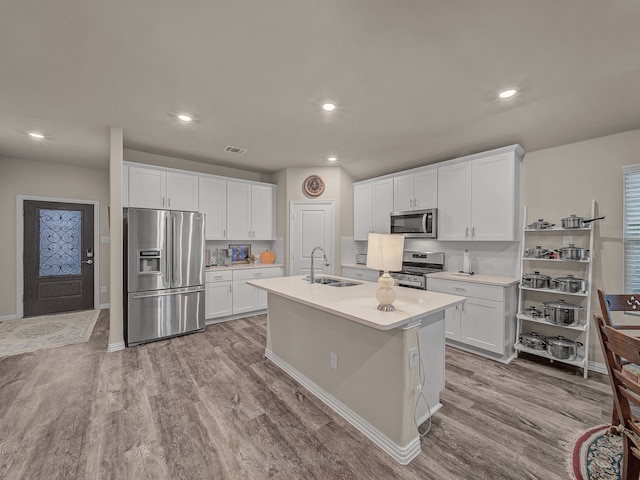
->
0, 310, 612, 479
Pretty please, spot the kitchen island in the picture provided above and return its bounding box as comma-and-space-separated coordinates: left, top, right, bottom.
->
247, 275, 464, 464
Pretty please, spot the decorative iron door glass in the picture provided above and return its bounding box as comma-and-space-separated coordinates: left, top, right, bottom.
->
39, 209, 82, 276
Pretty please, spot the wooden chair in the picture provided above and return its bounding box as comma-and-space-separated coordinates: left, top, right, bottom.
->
595, 314, 640, 480
597, 289, 640, 426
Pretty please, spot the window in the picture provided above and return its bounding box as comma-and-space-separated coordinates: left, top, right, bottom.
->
624, 165, 640, 293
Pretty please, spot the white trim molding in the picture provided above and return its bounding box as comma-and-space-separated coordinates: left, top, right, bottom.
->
107, 341, 125, 352
0, 314, 18, 322
588, 361, 608, 375
16, 195, 101, 319
99, 303, 111, 310
265, 348, 422, 465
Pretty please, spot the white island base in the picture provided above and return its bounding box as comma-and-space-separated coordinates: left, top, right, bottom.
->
249, 275, 464, 465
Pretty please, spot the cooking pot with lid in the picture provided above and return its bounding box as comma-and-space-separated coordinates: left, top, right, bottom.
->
543, 299, 582, 326
560, 214, 605, 229
555, 244, 589, 261
524, 245, 552, 258
527, 219, 555, 230
519, 332, 547, 350
546, 336, 583, 360
552, 274, 587, 293
522, 271, 551, 289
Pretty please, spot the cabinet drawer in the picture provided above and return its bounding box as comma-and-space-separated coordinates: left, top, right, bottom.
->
233, 267, 283, 281
342, 267, 380, 282
427, 278, 504, 302
206, 270, 233, 283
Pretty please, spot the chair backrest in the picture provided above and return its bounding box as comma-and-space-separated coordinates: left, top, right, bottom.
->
597, 288, 640, 329
595, 314, 640, 435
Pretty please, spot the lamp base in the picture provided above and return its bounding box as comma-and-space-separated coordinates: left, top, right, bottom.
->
377, 303, 396, 312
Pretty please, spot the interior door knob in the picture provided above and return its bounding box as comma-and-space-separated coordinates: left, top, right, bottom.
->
82, 259, 94, 265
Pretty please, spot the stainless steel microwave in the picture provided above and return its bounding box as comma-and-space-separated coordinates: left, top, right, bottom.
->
390, 208, 437, 238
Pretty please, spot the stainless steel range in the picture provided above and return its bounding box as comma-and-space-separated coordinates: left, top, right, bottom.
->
390, 251, 445, 289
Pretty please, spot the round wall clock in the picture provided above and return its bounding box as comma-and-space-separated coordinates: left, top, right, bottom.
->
303, 175, 325, 197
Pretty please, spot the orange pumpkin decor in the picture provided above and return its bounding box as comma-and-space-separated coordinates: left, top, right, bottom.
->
260, 250, 275, 264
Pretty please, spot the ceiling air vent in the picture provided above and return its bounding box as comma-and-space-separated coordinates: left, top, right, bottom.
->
225, 145, 247, 155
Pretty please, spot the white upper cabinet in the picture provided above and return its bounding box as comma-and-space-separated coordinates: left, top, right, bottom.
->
199, 177, 227, 240
226, 181, 275, 240
353, 178, 394, 241
128, 165, 198, 211
437, 148, 522, 241
393, 168, 437, 211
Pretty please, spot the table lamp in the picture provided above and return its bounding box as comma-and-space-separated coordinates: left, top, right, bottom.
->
366, 233, 405, 311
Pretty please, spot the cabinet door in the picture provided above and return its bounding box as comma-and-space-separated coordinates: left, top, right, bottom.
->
205, 281, 232, 319
226, 181, 252, 240
460, 297, 504, 354
471, 153, 516, 241
167, 172, 199, 211
129, 166, 166, 209
393, 174, 415, 211
199, 177, 227, 240
232, 280, 258, 314
414, 169, 438, 210
372, 178, 394, 234
437, 162, 471, 241
443, 304, 462, 341
354, 183, 373, 241
251, 185, 274, 240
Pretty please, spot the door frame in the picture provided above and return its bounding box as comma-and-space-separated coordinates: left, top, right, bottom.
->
16, 195, 100, 319
289, 200, 335, 276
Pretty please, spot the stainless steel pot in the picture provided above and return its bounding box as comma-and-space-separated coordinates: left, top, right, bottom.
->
524, 245, 552, 258
520, 332, 547, 350
543, 299, 582, 326
546, 336, 583, 360
522, 271, 551, 289
555, 244, 589, 261
560, 214, 606, 229
552, 274, 588, 293
527, 219, 555, 230
523, 305, 544, 319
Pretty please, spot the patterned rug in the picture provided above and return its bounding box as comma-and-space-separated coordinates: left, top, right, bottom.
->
0, 310, 99, 357
571, 425, 622, 480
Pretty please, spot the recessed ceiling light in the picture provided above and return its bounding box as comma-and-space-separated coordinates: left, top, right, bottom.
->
322, 103, 336, 112
498, 88, 517, 99
28, 132, 45, 139
327, 156, 337, 162
177, 113, 193, 122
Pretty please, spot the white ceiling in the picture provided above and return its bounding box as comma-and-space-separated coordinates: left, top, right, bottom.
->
1, 1, 639, 181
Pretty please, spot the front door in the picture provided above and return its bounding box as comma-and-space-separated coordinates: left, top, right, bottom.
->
23, 200, 95, 316
290, 202, 334, 276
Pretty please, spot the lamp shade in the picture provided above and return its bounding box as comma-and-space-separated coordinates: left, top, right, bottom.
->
366, 233, 405, 272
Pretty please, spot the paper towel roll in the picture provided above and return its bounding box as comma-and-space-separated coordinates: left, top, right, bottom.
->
463, 249, 470, 273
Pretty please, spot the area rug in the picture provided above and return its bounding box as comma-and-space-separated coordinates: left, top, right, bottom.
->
0, 310, 99, 357
571, 424, 622, 480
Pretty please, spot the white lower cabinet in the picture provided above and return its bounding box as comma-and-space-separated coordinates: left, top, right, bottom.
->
428, 277, 517, 361
341, 266, 380, 282
232, 267, 284, 315
205, 270, 233, 319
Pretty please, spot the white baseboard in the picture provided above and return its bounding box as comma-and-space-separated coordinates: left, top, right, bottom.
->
264, 348, 421, 465
588, 361, 608, 375
99, 303, 111, 309
107, 341, 125, 352
0, 314, 18, 322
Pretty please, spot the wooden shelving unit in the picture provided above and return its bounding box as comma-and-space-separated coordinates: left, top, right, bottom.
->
514, 200, 596, 378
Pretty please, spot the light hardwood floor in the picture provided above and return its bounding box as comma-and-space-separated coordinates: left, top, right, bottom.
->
0, 310, 611, 479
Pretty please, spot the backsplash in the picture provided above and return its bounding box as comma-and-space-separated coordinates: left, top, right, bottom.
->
206, 238, 284, 266
342, 236, 520, 277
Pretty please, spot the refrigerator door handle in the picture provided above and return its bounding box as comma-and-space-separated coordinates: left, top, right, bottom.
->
130, 286, 205, 299
165, 211, 171, 287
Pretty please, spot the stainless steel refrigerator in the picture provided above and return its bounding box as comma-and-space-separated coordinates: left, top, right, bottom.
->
124, 208, 205, 346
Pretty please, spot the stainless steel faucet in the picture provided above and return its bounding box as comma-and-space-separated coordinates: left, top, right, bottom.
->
309, 246, 329, 283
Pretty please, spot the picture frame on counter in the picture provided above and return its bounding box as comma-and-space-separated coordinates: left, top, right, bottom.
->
229, 244, 251, 263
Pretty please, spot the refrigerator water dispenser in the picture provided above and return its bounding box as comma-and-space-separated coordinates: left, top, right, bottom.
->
139, 250, 161, 274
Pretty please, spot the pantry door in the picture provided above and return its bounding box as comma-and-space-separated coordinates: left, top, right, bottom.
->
23, 200, 95, 316
290, 202, 334, 277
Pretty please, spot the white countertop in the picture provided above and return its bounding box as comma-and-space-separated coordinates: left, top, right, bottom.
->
427, 271, 519, 287
206, 263, 284, 271
248, 274, 464, 331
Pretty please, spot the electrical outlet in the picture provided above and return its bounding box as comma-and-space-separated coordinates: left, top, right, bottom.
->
100, 286, 107, 293
409, 347, 418, 369
330, 352, 338, 370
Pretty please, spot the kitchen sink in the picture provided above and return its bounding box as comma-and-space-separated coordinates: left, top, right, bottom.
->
307, 277, 362, 287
